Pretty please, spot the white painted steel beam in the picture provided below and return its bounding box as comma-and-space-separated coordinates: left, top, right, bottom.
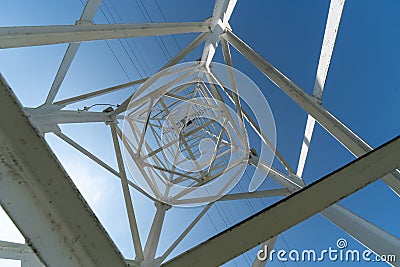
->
250, 156, 400, 267
45, 43, 80, 104
219, 189, 289, 201
313, 0, 345, 101
110, 123, 144, 261
200, 0, 236, 67
115, 125, 163, 200
0, 241, 43, 267
210, 0, 237, 28
161, 32, 211, 70
24, 108, 115, 134
54, 78, 148, 106
116, 68, 197, 115
213, 71, 295, 174
159, 204, 213, 263
220, 38, 243, 122
112, 126, 158, 202
143, 203, 170, 262
321, 204, 400, 266
54, 131, 119, 177
0, 22, 209, 48
0, 76, 127, 266
114, 60, 198, 114
297, 0, 345, 177
221, 30, 400, 196
97, 41, 200, 119
52, 130, 158, 203
162, 135, 400, 267
250, 159, 304, 192
44, 0, 102, 104
171, 188, 289, 205
297, 115, 316, 177
79, 0, 102, 22
54, 31, 207, 111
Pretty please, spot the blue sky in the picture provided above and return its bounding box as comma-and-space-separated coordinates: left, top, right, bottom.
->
0, 1, 399, 266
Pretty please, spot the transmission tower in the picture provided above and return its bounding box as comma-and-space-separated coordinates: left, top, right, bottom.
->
0, 1, 399, 267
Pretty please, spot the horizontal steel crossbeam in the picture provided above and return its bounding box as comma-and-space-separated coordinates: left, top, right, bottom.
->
0, 22, 209, 48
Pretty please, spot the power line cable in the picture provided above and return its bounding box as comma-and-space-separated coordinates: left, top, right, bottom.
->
101, 1, 144, 78
135, 0, 173, 60
154, 0, 184, 54
105, 0, 151, 76
77, 0, 133, 81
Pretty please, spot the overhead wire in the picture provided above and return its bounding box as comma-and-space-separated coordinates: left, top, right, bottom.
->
105, 0, 151, 76
242, 170, 289, 267
77, 0, 133, 81
204, 205, 240, 267
135, 0, 172, 61
100, 1, 145, 78
154, 0, 184, 54
152, 0, 195, 99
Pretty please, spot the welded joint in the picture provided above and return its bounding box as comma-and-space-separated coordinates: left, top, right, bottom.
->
139, 257, 163, 267
75, 20, 94, 25
24, 107, 61, 135
154, 201, 172, 211
25, 106, 116, 134
209, 19, 229, 34
126, 259, 141, 267
287, 172, 306, 188
105, 120, 119, 126
311, 93, 323, 105
201, 19, 231, 69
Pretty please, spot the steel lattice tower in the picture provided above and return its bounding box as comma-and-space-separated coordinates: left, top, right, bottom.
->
0, 1, 399, 267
